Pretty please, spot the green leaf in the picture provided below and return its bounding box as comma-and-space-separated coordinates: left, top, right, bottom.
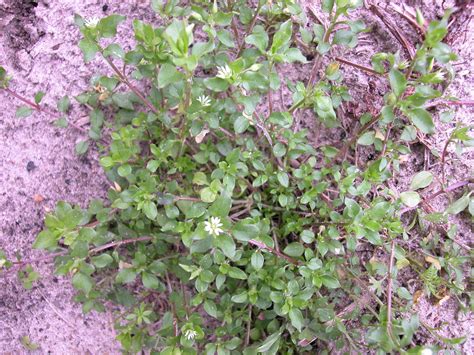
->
116, 268, 137, 284
217, 29, 234, 47
203, 78, 229, 92
400, 191, 421, 208
322, 0, 335, 13
289, 308, 304, 331
446, 194, 470, 215
209, 193, 232, 217
33, 230, 57, 249
271, 20, 292, 54
357, 131, 375, 145
410, 171, 433, 190
158, 63, 185, 88
257, 331, 282, 352
204, 300, 218, 318
100, 156, 114, 168
78, 39, 100, 62
75, 140, 89, 155
245, 25, 268, 52
283, 48, 307, 63
72, 272, 93, 295
0, 66, 7, 83
215, 234, 236, 258
397, 287, 412, 300
118, 164, 132, 177
278, 194, 288, 207
314, 95, 337, 127
381, 105, 395, 122
142, 272, 160, 289
103, 43, 125, 59
200, 187, 217, 203
34, 91, 45, 104
277, 171, 289, 187
426, 19, 448, 47
251, 252, 264, 270
234, 116, 249, 134
112, 93, 135, 110
20, 335, 39, 351
400, 125, 417, 141
232, 221, 259, 241
301, 230, 315, 243
98, 15, 126, 38
192, 172, 208, 185
308, 258, 322, 270
57, 95, 70, 113
389, 68, 407, 97
92, 254, 113, 268
284, 242, 304, 257
273, 143, 286, 157
321, 275, 340, 289
231, 291, 247, 303
16, 106, 33, 118
407, 108, 435, 134
333, 29, 356, 47
142, 201, 158, 220
228, 266, 247, 280
163, 20, 194, 57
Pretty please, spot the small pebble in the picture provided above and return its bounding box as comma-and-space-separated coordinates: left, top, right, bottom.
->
26, 161, 36, 172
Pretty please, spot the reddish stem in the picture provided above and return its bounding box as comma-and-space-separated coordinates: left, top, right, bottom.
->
104, 57, 159, 115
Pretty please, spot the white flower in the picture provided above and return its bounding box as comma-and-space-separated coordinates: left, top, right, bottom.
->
184, 329, 198, 340
334, 248, 341, 255
84, 17, 100, 29
216, 64, 233, 80
349, 0, 359, 7
197, 95, 211, 107
204, 216, 224, 236
433, 71, 445, 82
420, 349, 433, 355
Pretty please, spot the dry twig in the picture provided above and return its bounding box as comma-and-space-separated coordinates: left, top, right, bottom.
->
369, 4, 416, 60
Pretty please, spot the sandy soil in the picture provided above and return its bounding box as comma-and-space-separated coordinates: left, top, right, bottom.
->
0, 0, 152, 352
0, 0, 472, 353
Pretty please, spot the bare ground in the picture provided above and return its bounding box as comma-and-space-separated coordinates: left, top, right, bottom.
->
0, 0, 472, 353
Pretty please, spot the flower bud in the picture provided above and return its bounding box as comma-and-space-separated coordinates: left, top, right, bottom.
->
387, 92, 397, 105
415, 8, 425, 28
325, 62, 340, 77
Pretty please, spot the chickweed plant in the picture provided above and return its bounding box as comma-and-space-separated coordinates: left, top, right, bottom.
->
1, 0, 472, 353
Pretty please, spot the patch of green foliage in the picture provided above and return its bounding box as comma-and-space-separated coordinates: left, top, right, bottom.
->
1, 0, 473, 353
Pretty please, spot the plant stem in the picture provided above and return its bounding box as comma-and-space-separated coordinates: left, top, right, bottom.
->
248, 239, 300, 265
386, 240, 395, 338
236, 1, 262, 57
3, 87, 88, 134
4, 236, 155, 274
104, 57, 159, 115
4, 87, 40, 109
399, 179, 472, 215
245, 304, 252, 346
335, 57, 383, 76
440, 136, 452, 186
88, 236, 154, 255
333, 112, 382, 163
